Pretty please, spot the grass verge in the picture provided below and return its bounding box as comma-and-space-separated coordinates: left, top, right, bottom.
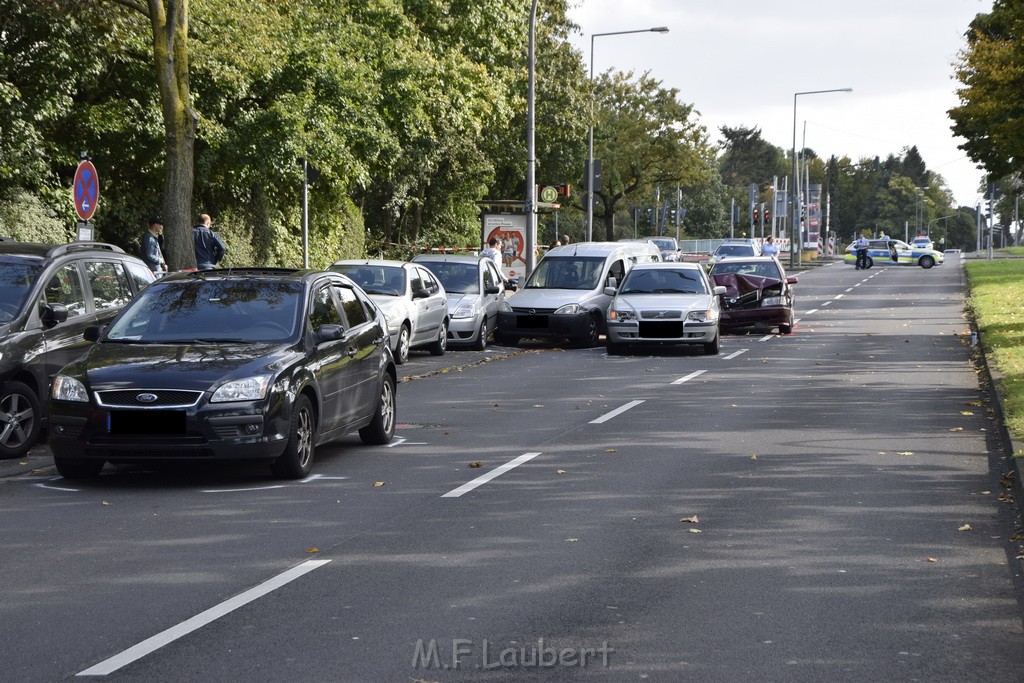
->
965, 259, 1024, 440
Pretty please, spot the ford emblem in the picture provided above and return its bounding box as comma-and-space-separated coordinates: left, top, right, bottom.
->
136, 393, 158, 403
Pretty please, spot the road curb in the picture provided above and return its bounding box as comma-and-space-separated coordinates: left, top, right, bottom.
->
976, 343, 1024, 517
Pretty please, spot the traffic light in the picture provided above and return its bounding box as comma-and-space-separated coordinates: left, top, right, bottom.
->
753, 207, 760, 222
559, 183, 571, 197
764, 207, 771, 222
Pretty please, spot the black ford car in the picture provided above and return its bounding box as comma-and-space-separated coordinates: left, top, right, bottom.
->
48, 268, 396, 479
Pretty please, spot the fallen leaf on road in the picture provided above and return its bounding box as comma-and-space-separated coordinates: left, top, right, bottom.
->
557, 469, 566, 474
533, 404, 544, 408
372, 481, 385, 487
926, 557, 938, 563
966, 401, 982, 407
605, 448, 617, 453
897, 451, 914, 456
751, 454, 758, 460
949, 427, 964, 432
101, 501, 110, 506
565, 538, 578, 542
688, 528, 702, 534
307, 547, 319, 554
468, 462, 482, 468
958, 524, 973, 531
961, 411, 974, 416
679, 516, 700, 524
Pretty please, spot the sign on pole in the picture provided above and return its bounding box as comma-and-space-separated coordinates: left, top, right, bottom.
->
73, 159, 99, 221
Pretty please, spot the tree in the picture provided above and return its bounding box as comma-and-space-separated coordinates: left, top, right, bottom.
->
589, 71, 715, 240
949, 0, 1024, 180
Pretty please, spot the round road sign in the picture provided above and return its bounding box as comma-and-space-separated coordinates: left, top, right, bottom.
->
540, 185, 558, 203
73, 160, 99, 221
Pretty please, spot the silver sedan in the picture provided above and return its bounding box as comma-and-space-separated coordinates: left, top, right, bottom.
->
605, 262, 725, 355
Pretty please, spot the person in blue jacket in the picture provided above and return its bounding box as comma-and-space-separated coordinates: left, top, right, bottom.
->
853, 234, 870, 270
192, 213, 226, 270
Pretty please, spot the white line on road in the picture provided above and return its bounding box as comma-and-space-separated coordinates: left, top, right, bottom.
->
589, 400, 645, 425
844, 288, 854, 292
723, 349, 748, 360
834, 294, 845, 299
34, 483, 79, 492
441, 452, 541, 498
758, 334, 774, 341
805, 308, 818, 315
202, 485, 286, 493
821, 301, 832, 306
671, 370, 707, 385
77, 560, 331, 676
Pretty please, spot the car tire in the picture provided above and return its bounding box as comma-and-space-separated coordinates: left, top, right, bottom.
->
919, 255, 935, 269
0, 381, 42, 460
865, 256, 874, 269
472, 320, 488, 352
54, 456, 104, 479
573, 314, 600, 348
395, 324, 411, 365
703, 332, 721, 355
494, 331, 519, 347
271, 394, 316, 479
428, 320, 447, 356
359, 374, 396, 445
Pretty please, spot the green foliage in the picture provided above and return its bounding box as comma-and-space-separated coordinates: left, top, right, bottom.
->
0, 191, 71, 243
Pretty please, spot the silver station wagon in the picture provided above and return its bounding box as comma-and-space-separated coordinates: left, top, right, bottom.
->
605, 262, 726, 355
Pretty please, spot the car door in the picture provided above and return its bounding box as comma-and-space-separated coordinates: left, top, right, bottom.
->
307, 282, 360, 435
334, 282, 384, 423
482, 261, 504, 331
40, 262, 95, 390
410, 266, 445, 345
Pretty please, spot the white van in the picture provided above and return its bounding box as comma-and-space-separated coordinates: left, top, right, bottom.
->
495, 241, 660, 347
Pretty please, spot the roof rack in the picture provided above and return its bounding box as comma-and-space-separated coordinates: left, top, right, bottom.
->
45, 242, 126, 258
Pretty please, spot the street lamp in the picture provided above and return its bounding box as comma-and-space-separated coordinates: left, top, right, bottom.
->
526, 0, 539, 278
586, 26, 670, 242
791, 88, 852, 267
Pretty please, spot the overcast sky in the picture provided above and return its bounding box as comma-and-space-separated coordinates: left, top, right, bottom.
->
566, 0, 992, 208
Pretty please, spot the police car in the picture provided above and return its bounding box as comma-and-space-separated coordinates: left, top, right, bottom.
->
706, 239, 760, 270
844, 238, 944, 269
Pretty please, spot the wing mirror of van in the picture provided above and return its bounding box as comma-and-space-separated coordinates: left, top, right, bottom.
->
412, 287, 431, 299
603, 286, 617, 296
41, 303, 69, 329
484, 285, 501, 295
712, 285, 727, 296
83, 324, 103, 342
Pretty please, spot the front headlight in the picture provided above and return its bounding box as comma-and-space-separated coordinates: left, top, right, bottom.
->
762, 296, 783, 307
498, 300, 512, 313
211, 375, 272, 403
52, 375, 89, 402
608, 301, 637, 322
554, 303, 582, 315
452, 303, 476, 319
686, 309, 719, 322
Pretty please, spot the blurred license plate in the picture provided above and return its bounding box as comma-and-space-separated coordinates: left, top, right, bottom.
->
108, 410, 186, 435
517, 315, 547, 329
639, 321, 684, 338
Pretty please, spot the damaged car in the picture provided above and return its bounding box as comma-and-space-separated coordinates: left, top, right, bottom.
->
708, 256, 797, 335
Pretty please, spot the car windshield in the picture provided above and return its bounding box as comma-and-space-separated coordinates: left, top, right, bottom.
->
105, 279, 303, 343
0, 260, 44, 323
649, 239, 676, 251
417, 262, 478, 294
715, 245, 753, 256
525, 257, 605, 290
710, 262, 781, 279
620, 269, 707, 295
331, 264, 405, 296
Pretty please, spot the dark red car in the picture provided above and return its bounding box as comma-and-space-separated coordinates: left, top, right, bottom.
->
708, 256, 797, 335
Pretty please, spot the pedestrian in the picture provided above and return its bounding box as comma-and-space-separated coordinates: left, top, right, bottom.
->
141, 217, 167, 275
193, 213, 226, 270
560, 234, 571, 246
548, 239, 561, 250
480, 236, 503, 272
761, 235, 779, 257
853, 233, 870, 269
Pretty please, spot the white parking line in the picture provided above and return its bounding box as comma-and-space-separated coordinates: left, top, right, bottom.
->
441, 452, 541, 498
723, 349, 748, 360
671, 370, 707, 385
77, 560, 331, 676
589, 400, 645, 425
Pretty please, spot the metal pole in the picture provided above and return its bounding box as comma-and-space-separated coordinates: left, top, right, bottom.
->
730, 197, 735, 239
526, 0, 538, 276
301, 158, 309, 268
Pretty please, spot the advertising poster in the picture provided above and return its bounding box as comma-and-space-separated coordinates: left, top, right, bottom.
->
482, 213, 527, 283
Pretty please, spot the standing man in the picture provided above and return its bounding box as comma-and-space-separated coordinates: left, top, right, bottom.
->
141, 217, 167, 275
761, 235, 779, 257
193, 213, 226, 270
853, 233, 870, 270
480, 236, 503, 272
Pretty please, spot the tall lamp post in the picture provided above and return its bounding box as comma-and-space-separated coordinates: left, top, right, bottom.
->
586, 26, 670, 242
791, 88, 852, 267
526, 0, 539, 277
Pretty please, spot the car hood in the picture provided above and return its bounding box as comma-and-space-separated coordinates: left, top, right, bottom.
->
367, 294, 403, 312
80, 341, 299, 391
711, 273, 782, 298
614, 293, 715, 312
507, 288, 598, 308
446, 292, 478, 310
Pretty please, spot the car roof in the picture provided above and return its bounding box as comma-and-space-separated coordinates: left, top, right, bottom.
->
332, 259, 410, 269
544, 241, 659, 257
630, 261, 702, 272
160, 267, 335, 286
411, 254, 486, 265
711, 255, 781, 265
0, 241, 129, 261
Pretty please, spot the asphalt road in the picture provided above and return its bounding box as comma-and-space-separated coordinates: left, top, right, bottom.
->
3, 255, 1024, 681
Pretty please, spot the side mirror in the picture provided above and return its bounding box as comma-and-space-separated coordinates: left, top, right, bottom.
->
413, 287, 431, 299
41, 303, 69, 329
484, 285, 501, 295
84, 325, 103, 342
507, 280, 519, 292
786, 276, 799, 285
603, 286, 617, 296
315, 324, 344, 343
712, 286, 727, 296
606, 276, 617, 290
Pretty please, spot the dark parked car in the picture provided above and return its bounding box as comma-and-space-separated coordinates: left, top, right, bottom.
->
48, 268, 397, 479
708, 256, 797, 335
0, 241, 155, 459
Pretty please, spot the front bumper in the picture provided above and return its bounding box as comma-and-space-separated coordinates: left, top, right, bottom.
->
719, 306, 791, 330
497, 310, 592, 339
448, 313, 485, 344
606, 320, 717, 345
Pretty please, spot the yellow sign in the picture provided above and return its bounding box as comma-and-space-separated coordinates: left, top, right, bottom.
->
540, 186, 558, 203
